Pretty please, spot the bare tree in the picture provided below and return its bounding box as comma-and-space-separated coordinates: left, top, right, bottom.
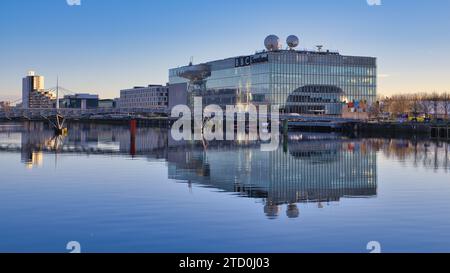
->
380, 92, 450, 121
429, 92, 441, 119
368, 100, 382, 120
388, 94, 410, 116
418, 93, 433, 116
409, 93, 423, 116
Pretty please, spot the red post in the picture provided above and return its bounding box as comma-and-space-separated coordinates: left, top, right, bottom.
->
130, 119, 137, 156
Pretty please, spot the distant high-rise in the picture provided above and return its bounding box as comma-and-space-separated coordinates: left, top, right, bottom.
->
22, 71, 55, 109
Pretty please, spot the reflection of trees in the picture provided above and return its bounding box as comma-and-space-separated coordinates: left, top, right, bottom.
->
361, 139, 450, 170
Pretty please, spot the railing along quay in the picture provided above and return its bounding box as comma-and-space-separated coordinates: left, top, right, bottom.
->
431, 123, 450, 139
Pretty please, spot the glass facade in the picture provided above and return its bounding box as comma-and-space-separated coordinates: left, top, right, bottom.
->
286, 85, 343, 115
169, 50, 376, 111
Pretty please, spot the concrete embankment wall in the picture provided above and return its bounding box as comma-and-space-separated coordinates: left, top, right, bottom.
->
356, 123, 431, 135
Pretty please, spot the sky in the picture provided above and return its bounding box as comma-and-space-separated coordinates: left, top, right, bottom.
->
0, 0, 449, 102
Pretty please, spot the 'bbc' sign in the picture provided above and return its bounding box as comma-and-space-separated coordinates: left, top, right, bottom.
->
235, 54, 269, 68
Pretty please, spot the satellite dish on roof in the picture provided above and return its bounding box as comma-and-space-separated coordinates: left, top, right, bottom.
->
286, 35, 299, 49
264, 35, 281, 51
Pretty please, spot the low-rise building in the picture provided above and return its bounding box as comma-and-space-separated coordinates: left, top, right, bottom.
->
0, 101, 11, 109
119, 85, 168, 109
59, 93, 99, 109
98, 99, 117, 109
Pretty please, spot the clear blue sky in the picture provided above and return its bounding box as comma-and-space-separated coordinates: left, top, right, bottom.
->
1, 0, 449, 101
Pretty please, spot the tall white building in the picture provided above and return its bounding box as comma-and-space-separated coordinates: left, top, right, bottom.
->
22, 71, 55, 109
119, 85, 168, 109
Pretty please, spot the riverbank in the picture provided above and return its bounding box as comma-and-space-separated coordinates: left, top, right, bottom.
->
1, 117, 449, 140
356, 122, 450, 139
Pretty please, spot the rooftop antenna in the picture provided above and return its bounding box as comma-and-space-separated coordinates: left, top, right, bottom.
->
316, 45, 323, 52
189, 56, 194, 66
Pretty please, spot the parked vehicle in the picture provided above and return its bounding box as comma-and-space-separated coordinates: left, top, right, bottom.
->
408, 114, 431, 123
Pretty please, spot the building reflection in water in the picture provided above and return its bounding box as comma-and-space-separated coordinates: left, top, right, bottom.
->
0, 122, 168, 168
20, 122, 54, 168
1, 122, 449, 218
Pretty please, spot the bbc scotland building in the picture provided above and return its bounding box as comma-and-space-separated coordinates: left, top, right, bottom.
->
169, 35, 376, 115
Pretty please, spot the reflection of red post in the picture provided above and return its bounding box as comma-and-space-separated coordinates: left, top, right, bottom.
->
130, 119, 137, 156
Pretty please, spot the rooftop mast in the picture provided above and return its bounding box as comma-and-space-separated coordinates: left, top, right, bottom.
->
56, 76, 60, 110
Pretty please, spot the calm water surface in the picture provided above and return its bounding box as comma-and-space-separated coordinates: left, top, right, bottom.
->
0, 122, 449, 253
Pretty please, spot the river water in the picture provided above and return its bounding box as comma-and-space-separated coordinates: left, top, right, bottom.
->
0, 122, 449, 253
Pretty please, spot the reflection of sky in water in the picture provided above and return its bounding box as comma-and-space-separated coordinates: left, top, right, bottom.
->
0, 122, 450, 253
0, 132, 22, 145
0, 123, 23, 145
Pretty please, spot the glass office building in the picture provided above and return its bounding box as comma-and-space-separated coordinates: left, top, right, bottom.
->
169, 45, 376, 113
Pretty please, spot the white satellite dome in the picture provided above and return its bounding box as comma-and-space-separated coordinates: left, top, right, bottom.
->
286, 35, 299, 49
264, 35, 281, 51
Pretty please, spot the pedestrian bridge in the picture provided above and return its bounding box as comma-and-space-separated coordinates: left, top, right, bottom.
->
0, 107, 168, 120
